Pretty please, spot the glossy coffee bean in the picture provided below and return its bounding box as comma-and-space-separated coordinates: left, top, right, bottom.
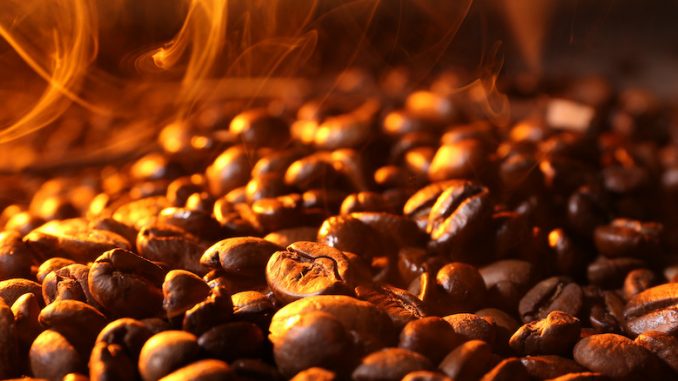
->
264, 227, 318, 248
42, 263, 94, 305
162, 270, 211, 319
623, 283, 678, 336
509, 311, 581, 355
198, 321, 265, 362
38, 299, 107, 355
398, 317, 463, 364
518, 276, 584, 322
317, 215, 386, 260
439, 340, 493, 381
230, 108, 290, 149
0, 232, 33, 281
0, 278, 42, 306
0, 299, 17, 379
352, 348, 432, 381
634, 331, 678, 374
137, 224, 209, 275
587, 256, 645, 289
206, 146, 255, 197
573, 333, 658, 380
519, 355, 586, 380
36, 257, 76, 282
30, 330, 84, 380
160, 359, 234, 381
401, 370, 453, 381
201, 237, 281, 279
354, 284, 426, 329
181, 286, 234, 336
594, 219, 662, 258
436, 263, 487, 311
138, 330, 200, 381
290, 367, 336, 381
443, 314, 496, 346
479, 357, 529, 381
623, 268, 658, 300
480, 260, 536, 313
112, 196, 168, 231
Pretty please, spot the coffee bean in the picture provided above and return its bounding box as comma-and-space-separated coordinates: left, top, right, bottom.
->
584, 286, 626, 334
157, 207, 222, 241
181, 286, 233, 336
112, 196, 169, 231
352, 348, 432, 381
138, 330, 200, 381
137, 224, 209, 275
201, 237, 281, 279
439, 340, 493, 381
594, 219, 662, 258
42, 264, 94, 305
479, 357, 529, 381
480, 259, 536, 313
185, 192, 215, 213
285, 153, 338, 191
95, 318, 153, 359
162, 270, 210, 320
198, 321, 264, 362
88, 248, 165, 318
266, 242, 369, 304
89, 216, 138, 247
573, 333, 658, 379
436, 263, 487, 311
159, 359, 234, 381
30, 330, 84, 380
428, 140, 491, 182
166, 175, 206, 207
264, 227, 318, 248
474, 308, 519, 354
11, 293, 42, 358
0, 298, 17, 379
544, 372, 607, 381
350, 212, 428, 250
623, 268, 658, 300
518, 276, 584, 323
519, 355, 586, 380
0, 278, 42, 306
290, 367, 336, 381
401, 370, 453, 381
340, 192, 391, 214
232, 290, 275, 328
405, 91, 455, 125
24, 218, 130, 263
0, 232, 33, 281
206, 146, 255, 197
443, 314, 496, 346
398, 317, 462, 364
623, 282, 678, 336
231, 358, 283, 381
587, 256, 645, 289
355, 284, 426, 329
230, 108, 290, 149
248, 195, 306, 232
403, 181, 457, 223
37, 257, 75, 283
38, 299, 107, 355
546, 228, 590, 277
252, 148, 308, 179
567, 185, 610, 237
317, 215, 387, 260
634, 331, 678, 374
509, 311, 581, 356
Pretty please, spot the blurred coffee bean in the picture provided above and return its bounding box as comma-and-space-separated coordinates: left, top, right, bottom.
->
509, 311, 581, 356
291, 367, 336, 381
634, 331, 678, 374
439, 340, 493, 381
405, 91, 455, 126
340, 192, 390, 214
587, 256, 645, 288
252, 148, 307, 179
350, 212, 428, 250
201, 237, 281, 279
567, 185, 610, 237
573, 333, 658, 380
480, 260, 536, 313
37, 257, 75, 283
352, 348, 432, 381
206, 146, 255, 197
29, 330, 84, 379
4, 211, 46, 237
131, 153, 181, 182
398, 317, 463, 364
623, 268, 658, 300
285, 153, 337, 191
112, 196, 169, 231
198, 321, 265, 362
138, 330, 200, 381
88, 249, 165, 318
0, 278, 42, 306
11, 293, 42, 358
185, 192, 215, 213
245, 174, 291, 202
230, 108, 290, 149
546, 228, 589, 278
157, 207, 222, 241
428, 139, 491, 182
160, 359, 234, 381
137, 224, 208, 275
166, 175, 206, 207
519, 356, 587, 380
231, 358, 283, 381
443, 314, 496, 346
405, 147, 436, 179
519, 276, 584, 322
89, 216, 138, 246
623, 283, 678, 336
317, 215, 387, 260
594, 219, 662, 258
479, 357, 529, 381
0, 232, 33, 281
264, 227, 317, 248
0, 298, 17, 379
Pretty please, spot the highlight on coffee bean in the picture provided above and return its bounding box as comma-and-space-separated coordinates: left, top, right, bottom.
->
0, 0, 677, 380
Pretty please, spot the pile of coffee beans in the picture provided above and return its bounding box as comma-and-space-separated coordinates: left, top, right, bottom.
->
1, 70, 678, 381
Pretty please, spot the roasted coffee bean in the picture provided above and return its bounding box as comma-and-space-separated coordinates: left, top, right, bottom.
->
435, 263, 487, 311
198, 321, 265, 362
264, 227, 318, 248
443, 314, 496, 345
403, 181, 457, 222
350, 212, 428, 250
405, 90, 455, 125
36, 257, 75, 282
206, 146, 255, 197
130, 153, 180, 181
230, 108, 290, 149
247, 195, 306, 232
573, 333, 658, 380
634, 331, 678, 374
138, 330, 200, 381
290, 367, 336, 381
520, 355, 586, 380
137, 224, 209, 275
159, 359, 234, 381
546, 228, 589, 277
567, 185, 610, 237
439, 340, 493, 381
623, 283, 678, 336
317, 215, 387, 260
475, 308, 519, 354
426, 181, 492, 253
30, 330, 84, 380
355, 284, 426, 329
88, 248, 165, 318
0, 298, 17, 379
352, 348, 432, 381
313, 113, 374, 150
509, 311, 581, 355
340, 192, 391, 214
245, 174, 291, 202
0, 278, 42, 306
230, 358, 283, 381
594, 219, 662, 258
269, 295, 395, 377
166, 175, 206, 207
587, 256, 645, 289
401, 370, 453, 381
398, 316, 463, 364
38, 299, 107, 355
185, 192, 215, 213
518, 276, 584, 322
266, 242, 370, 304
181, 286, 233, 335
162, 270, 211, 319
252, 148, 307, 179
232, 290, 276, 328
285, 153, 338, 191
201, 237, 281, 279
0, 232, 33, 281
11, 293, 42, 355
623, 268, 658, 300
397, 247, 430, 286
499, 150, 544, 198
479, 357, 529, 381
42, 263, 94, 305
480, 259, 536, 313
95, 318, 153, 360
157, 207, 222, 241
213, 198, 258, 237
112, 196, 169, 231
24, 218, 130, 263
584, 286, 626, 334
90, 216, 138, 246
428, 139, 491, 182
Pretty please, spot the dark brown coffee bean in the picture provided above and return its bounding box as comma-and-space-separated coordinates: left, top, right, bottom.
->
398, 316, 463, 364
634, 331, 678, 374
285, 153, 338, 191
479, 357, 529, 381
439, 340, 493, 381
11, 293, 41, 357
230, 108, 290, 149
37, 257, 75, 283
266, 242, 369, 304
352, 348, 432, 381
567, 185, 610, 238
350, 212, 428, 250
401, 370, 453, 381
212, 198, 258, 237
201, 237, 281, 279
252, 148, 308, 179
623, 268, 658, 300
397, 247, 430, 286
38, 299, 107, 355
355, 284, 426, 329
0, 278, 42, 306
509, 311, 581, 355
264, 227, 318, 248
24, 218, 130, 263
339, 192, 390, 214
443, 314, 496, 345
426, 181, 492, 253
248, 195, 305, 232
0, 298, 17, 379
29, 330, 84, 380
91, 328, 144, 381
162, 270, 210, 319
573, 333, 657, 380
231, 358, 283, 381
88, 248, 165, 318
584, 286, 626, 334
405, 91, 455, 125
198, 321, 265, 362
317, 215, 387, 260
0, 232, 33, 281
475, 308, 519, 354
269, 295, 395, 377
181, 286, 233, 336
436, 263, 487, 311
290, 367, 336, 381
96, 318, 153, 359
157, 207, 222, 241
374, 165, 419, 189
480, 260, 536, 313
428, 140, 491, 182
302, 189, 347, 215
130, 153, 180, 181
42, 264, 95, 305
587, 256, 645, 289
624, 283, 678, 336
403, 181, 457, 222
519, 276, 584, 322
138, 330, 200, 381
520, 355, 586, 380
137, 224, 209, 275
160, 359, 234, 381
594, 219, 662, 258
206, 146, 255, 197
546, 228, 589, 277
232, 290, 275, 328
112, 196, 169, 231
